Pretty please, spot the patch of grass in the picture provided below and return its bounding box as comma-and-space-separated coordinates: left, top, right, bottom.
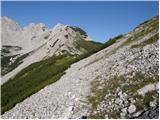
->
120, 16, 158, 49
131, 34, 159, 48
107, 110, 120, 119
88, 75, 126, 118
135, 91, 158, 111
55, 55, 73, 65
126, 73, 156, 94
74, 35, 103, 53
120, 37, 133, 47
87, 79, 103, 109
89, 112, 104, 119
74, 34, 123, 59
135, 16, 159, 36
131, 44, 140, 48
143, 91, 157, 107
69, 26, 88, 37
135, 96, 144, 110
88, 71, 158, 118
143, 34, 159, 45
102, 35, 123, 49
1, 54, 74, 114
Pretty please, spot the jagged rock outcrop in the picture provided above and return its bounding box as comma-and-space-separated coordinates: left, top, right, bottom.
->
1, 17, 94, 55
1, 17, 100, 84
2, 16, 159, 119
1, 17, 23, 47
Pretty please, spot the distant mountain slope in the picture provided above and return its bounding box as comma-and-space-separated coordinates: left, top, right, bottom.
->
1, 17, 101, 55
1, 17, 102, 84
2, 16, 159, 119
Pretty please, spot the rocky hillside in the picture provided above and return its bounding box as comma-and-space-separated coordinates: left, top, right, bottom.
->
2, 16, 159, 119
1, 17, 102, 84
1, 16, 99, 55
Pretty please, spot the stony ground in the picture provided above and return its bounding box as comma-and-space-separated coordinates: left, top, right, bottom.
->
2, 16, 159, 119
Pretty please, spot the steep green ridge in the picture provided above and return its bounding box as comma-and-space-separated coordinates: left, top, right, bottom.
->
74, 37, 103, 53
69, 26, 88, 37
68, 29, 103, 54
76, 40, 102, 52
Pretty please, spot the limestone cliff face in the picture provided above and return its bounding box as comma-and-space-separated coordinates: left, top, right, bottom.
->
2, 16, 159, 119
1, 17, 100, 84
1, 16, 93, 55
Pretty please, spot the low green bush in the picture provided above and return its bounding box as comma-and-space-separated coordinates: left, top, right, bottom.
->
1, 54, 73, 114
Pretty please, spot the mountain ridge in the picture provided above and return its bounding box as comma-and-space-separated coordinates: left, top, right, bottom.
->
1, 15, 159, 119
1, 16, 102, 84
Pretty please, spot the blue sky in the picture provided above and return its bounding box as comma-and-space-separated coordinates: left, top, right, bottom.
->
1, 1, 159, 43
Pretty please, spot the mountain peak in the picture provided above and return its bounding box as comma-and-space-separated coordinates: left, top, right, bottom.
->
55, 23, 65, 27
1, 16, 21, 29
1, 16, 12, 22
27, 22, 46, 28
53, 23, 68, 29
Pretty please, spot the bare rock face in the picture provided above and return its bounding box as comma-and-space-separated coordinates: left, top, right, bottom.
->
137, 83, 159, 96
1, 16, 99, 84
2, 16, 159, 119
1, 16, 23, 47
1, 16, 92, 55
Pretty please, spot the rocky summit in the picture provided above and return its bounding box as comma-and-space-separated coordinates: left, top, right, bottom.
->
1, 16, 159, 119
1, 17, 101, 84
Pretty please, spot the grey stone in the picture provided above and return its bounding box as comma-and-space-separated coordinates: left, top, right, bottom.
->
128, 104, 136, 114
121, 107, 127, 114
115, 98, 123, 105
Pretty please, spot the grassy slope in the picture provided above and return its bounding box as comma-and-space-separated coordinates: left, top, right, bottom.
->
1, 34, 123, 114
1, 23, 128, 115
88, 73, 158, 119
75, 39, 102, 52
1, 54, 74, 114
69, 26, 88, 37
